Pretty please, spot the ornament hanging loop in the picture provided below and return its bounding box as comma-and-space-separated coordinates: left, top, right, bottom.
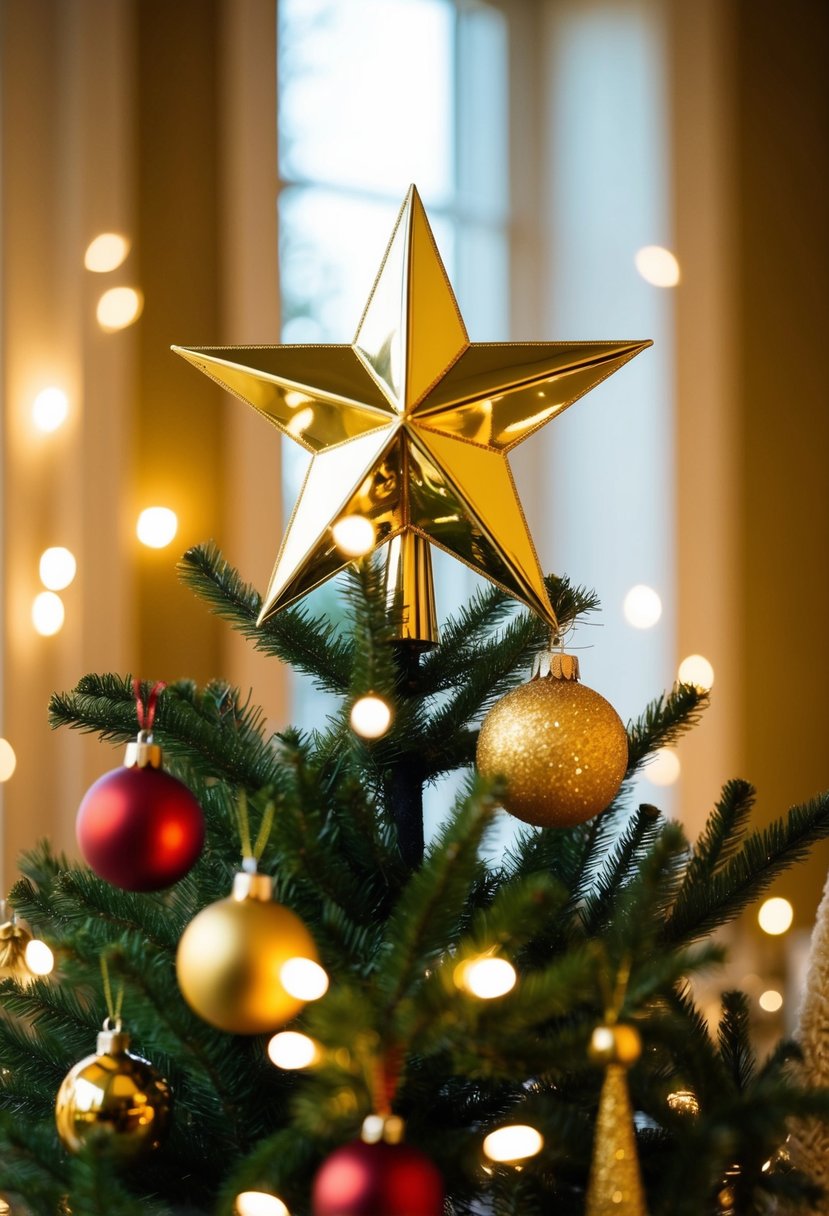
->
126, 680, 166, 768
132, 678, 167, 735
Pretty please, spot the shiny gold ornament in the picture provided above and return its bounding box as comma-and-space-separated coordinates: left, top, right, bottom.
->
55, 1022, 171, 1160
716, 1164, 741, 1214
174, 186, 650, 644
666, 1089, 700, 1117
176, 870, 321, 1034
476, 653, 628, 828
586, 1061, 648, 1216
0, 904, 52, 984
0, 915, 33, 983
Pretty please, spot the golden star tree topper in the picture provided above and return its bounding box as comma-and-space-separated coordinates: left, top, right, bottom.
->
174, 187, 650, 644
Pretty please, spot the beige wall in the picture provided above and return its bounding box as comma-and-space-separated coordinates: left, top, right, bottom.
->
0, 0, 281, 892
734, 0, 829, 915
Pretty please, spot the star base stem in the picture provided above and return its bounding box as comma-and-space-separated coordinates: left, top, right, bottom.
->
383, 532, 438, 647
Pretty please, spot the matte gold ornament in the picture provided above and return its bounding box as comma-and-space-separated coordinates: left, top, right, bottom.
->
176, 869, 321, 1034
476, 653, 628, 828
174, 186, 650, 644
55, 1021, 171, 1160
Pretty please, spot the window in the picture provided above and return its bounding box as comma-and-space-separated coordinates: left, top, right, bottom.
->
276, 0, 676, 819
277, 0, 510, 742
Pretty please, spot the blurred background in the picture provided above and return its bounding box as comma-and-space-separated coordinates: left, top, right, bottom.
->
1, 0, 828, 1039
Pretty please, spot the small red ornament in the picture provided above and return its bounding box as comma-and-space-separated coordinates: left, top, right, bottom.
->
76, 681, 204, 891
312, 1117, 443, 1216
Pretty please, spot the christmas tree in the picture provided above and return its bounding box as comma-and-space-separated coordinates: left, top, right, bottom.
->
1, 188, 829, 1216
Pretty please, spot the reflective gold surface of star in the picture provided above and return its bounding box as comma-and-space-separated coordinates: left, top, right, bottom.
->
174, 186, 650, 642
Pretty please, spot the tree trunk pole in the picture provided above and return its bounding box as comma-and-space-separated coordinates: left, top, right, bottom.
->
386, 642, 425, 868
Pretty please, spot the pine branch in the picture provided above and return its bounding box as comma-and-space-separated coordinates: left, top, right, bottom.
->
602, 822, 689, 986
688, 779, 757, 877
48, 674, 282, 791
664, 794, 829, 944
68, 1153, 173, 1216
215, 1126, 319, 1216
375, 778, 500, 1005
0, 1112, 68, 1215
418, 583, 522, 694
579, 804, 663, 935
625, 683, 708, 771
342, 559, 403, 700
718, 991, 756, 1091
418, 575, 599, 698
178, 542, 354, 692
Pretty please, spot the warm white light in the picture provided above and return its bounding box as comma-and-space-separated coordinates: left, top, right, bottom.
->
332, 515, 376, 558
280, 958, 329, 1002
32, 592, 65, 636
623, 584, 662, 629
24, 939, 54, 976
84, 232, 130, 273
39, 547, 77, 591
758, 897, 794, 936
483, 1125, 544, 1163
647, 748, 681, 786
96, 286, 143, 331
350, 695, 392, 739
137, 506, 178, 549
267, 1031, 319, 1069
0, 739, 17, 783
456, 957, 517, 1000
32, 387, 69, 433
678, 654, 715, 691
235, 1193, 289, 1216
759, 989, 783, 1013
635, 245, 681, 288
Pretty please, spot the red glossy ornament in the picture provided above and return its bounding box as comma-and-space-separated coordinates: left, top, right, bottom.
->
77, 736, 204, 891
312, 1138, 443, 1216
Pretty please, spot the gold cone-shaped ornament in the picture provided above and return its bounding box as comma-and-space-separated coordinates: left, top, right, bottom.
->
586, 1065, 648, 1216
586, 1023, 648, 1216
174, 187, 650, 644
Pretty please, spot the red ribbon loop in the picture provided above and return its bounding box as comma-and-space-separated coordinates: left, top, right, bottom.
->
133, 679, 167, 734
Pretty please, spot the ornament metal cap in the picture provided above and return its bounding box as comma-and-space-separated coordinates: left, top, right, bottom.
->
232, 869, 274, 902
96, 1018, 131, 1057
589, 1023, 642, 1068
124, 730, 162, 770
361, 1113, 405, 1145
531, 650, 580, 681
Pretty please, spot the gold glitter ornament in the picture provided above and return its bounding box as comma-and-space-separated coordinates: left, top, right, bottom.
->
55, 1021, 171, 1160
586, 1024, 647, 1216
476, 653, 628, 828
